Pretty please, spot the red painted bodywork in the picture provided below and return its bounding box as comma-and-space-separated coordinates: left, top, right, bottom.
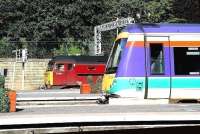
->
52, 61, 106, 86
53, 61, 77, 86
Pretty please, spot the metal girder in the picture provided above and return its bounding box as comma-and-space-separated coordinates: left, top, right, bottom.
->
94, 17, 135, 55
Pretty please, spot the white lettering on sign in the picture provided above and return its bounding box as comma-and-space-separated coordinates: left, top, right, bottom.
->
189, 72, 200, 75
186, 52, 200, 55
188, 47, 199, 50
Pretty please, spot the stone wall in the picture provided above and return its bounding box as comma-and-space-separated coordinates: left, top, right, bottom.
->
0, 58, 50, 91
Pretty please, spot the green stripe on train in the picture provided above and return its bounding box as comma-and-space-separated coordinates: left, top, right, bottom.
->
109, 77, 200, 94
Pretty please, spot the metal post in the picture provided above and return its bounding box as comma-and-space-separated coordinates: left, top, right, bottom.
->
116, 18, 119, 36
22, 62, 25, 90
94, 17, 135, 55
12, 49, 28, 90
21, 49, 28, 90
97, 30, 102, 55
64, 41, 67, 55
94, 26, 97, 55
11, 50, 19, 90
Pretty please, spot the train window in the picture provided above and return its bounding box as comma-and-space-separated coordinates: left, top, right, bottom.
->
55, 64, 64, 71
106, 38, 127, 74
150, 44, 164, 75
68, 64, 73, 70
174, 47, 200, 75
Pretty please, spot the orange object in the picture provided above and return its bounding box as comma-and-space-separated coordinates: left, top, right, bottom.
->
8, 91, 16, 112
80, 84, 91, 94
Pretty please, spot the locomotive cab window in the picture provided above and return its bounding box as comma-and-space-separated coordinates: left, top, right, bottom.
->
174, 47, 200, 75
55, 63, 65, 72
150, 43, 164, 75
106, 38, 127, 74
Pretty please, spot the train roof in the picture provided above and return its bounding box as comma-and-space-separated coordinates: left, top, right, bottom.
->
123, 23, 200, 33
49, 55, 108, 64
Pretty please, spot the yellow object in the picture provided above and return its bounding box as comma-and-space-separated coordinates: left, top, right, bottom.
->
115, 32, 129, 41
102, 73, 115, 93
44, 71, 53, 86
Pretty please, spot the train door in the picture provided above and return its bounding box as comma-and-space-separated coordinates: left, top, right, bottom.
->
65, 63, 76, 85
53, 62, 67, 85
145, 36, 171, 99
53, 62, 76, 86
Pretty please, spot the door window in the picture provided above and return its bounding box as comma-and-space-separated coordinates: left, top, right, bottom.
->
68, 64, 73, 70
150, 44, 165, 75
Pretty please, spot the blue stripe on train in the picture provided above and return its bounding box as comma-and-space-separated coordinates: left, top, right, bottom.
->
149, 77, 200, 89
172, 77, 200, 88
109, 77, 145, 94
109, 77, 200, 94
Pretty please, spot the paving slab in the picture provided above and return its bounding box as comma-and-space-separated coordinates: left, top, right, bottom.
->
1, 106, 200, 126
1, 112, 200, 126
17, 88, 100, 101
1, 104, 200, 134
109, 98, 169, 105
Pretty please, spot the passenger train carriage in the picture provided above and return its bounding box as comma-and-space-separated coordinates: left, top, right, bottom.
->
102, 24, 200, 100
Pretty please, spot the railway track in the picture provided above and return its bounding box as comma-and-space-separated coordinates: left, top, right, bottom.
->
1, 120, 200, 134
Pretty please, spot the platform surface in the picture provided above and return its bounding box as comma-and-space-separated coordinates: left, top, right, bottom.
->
1, 104, 200, 126
2, 89, 200, 127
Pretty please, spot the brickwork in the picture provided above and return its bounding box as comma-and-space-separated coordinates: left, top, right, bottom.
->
0, 58, 50, 91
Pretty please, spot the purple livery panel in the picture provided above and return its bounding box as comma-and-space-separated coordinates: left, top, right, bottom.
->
117, 46, 172, 77
124, 24, 200, 33
117, 46, 145, 77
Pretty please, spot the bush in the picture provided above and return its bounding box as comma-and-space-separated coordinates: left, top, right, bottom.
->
87, 75, 103, 93
0, 75, 5, 88
0, 75, 9, 112
0, 88, 9, 112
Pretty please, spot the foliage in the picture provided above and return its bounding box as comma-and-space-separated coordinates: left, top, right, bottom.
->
104, 0, 141, 19
53, 41, 82, 56
53, 42, 67, 56
0, 75, 5, 88
0, 77, 9, 112
0, 38, 16, 58
172, 0, 200, 23
67, 46, 82, 56
144, 0, 174, 23
65, 39, 90, 55
0, 0, 200, 58
0, 89, 9, 112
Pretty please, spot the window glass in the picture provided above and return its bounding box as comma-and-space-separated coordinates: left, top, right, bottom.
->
68, 64, 73, 70
150, 44, 164, 75
106, 38, 127, 73
55, 63, 65, 71
174, 47, 200, 75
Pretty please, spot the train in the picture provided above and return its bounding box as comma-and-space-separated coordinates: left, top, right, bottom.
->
44, 55, 107, 92
102, 23, 200, 100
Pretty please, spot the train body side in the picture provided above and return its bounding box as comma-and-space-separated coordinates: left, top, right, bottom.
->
103, 24, 200, 99
45, 56, 106, 90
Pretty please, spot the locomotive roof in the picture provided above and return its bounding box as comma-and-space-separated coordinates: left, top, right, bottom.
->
123, 23, 200, 33
50, 55, 108, 64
